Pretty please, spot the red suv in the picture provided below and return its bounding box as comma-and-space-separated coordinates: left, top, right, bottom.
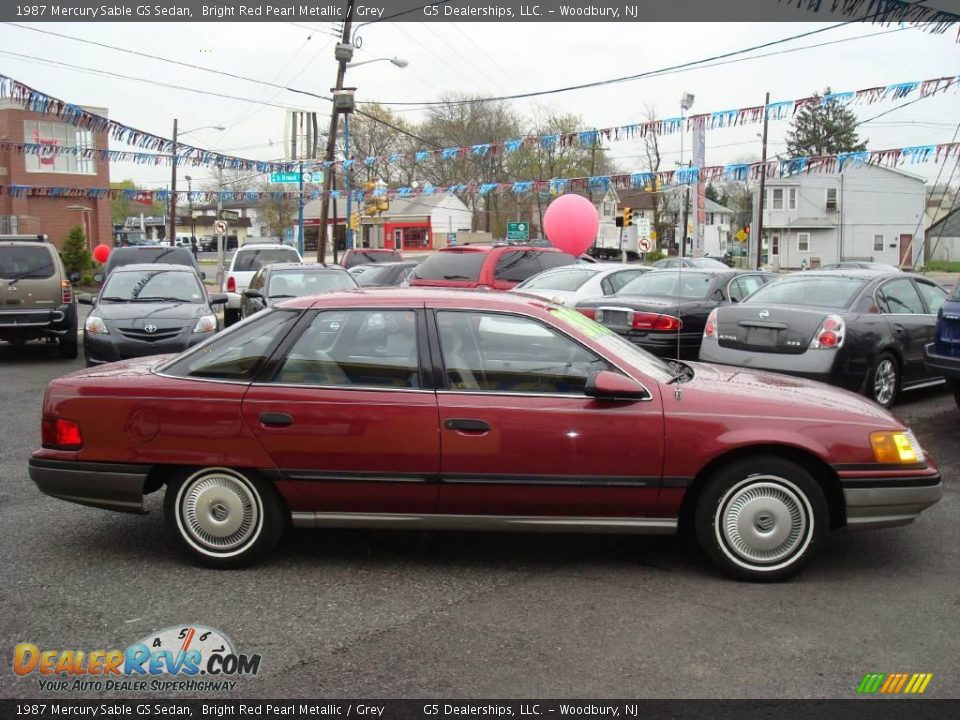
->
408, 245, 577, 290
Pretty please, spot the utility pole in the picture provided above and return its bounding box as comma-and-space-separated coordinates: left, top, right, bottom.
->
755, 91, 770, 271
297, 159, 305, 255
344, 113, 353, 251
168, 118, 178, 245
316, 1, 355, 263
216, 166, 225, 291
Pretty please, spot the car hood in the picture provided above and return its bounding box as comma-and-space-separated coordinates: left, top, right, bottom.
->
93, 302, 209, 322
677, 360, 900, 427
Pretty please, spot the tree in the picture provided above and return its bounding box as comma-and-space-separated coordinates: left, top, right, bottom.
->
110, 179, 165, 224
61, 226, 91, 274
785, 88, 868, 158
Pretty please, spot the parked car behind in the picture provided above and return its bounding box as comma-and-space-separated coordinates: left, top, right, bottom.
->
224, 243, 302, 326
653, 257, 729, 269
408, 244, 577, 290
817, 261, 900, 272
79, 263, 227, 366
240, 263, 358, 319
99, 245, 202, 285
700, 270, 948, 407
511, 263, 652, 307
29, 289, 941, 581
349, 260, 421, 288
340, 248, 402, 269
923, 279, 960, 410
576, 268, 776, 358
0, 234, 78, 358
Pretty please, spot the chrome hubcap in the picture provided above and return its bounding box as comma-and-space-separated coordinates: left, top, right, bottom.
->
718, 478, 809, 566
179, 471, 259, 553
873, 359, 897, 405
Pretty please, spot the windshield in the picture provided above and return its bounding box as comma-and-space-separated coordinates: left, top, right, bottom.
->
518, 268, 596, 292
268, 269, 357, 297
0, 246, 54, 279
101, 269, 204, 303
744, 275, 867, 308
547, 306, 674, 383
412, 251, 487, 282
618, 271, 714, 299
234, 248, 301, 272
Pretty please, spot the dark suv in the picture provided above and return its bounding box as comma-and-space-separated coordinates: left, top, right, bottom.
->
98, 245, 202, 283
0, 234, 78, 358
408, 245, 577, 290
924, 280, 960, 410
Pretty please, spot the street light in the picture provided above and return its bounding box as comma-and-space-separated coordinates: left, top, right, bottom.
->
168, 122, 225, 247
679, 92, 695, 258
346, 57, 409, 69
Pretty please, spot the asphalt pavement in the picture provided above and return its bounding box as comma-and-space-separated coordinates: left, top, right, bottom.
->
0, 342, 957, 699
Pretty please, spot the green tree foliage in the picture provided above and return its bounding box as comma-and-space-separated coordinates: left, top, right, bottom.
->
785, 89, 868, 158
61, 226, 91, 274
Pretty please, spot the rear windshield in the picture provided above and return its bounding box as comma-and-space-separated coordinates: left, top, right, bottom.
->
234, 247, 301, 272
0, 246, 54, 279
743, 276, 867, 308
618, 271, 715, 300
268, 269, 357, 297
518, 268, 596, 292
107, 247, 196, 271
344, 250, 400, 268
412, 251, 488, 282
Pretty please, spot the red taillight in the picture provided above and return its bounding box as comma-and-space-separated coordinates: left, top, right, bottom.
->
704, 309, 718, 338
810, 314, 846, 350
41, 416, 83, 450
226, 276, 236, 292
632, 312, 682, 331
578, 308, 597, 319
61, 279, 72, 304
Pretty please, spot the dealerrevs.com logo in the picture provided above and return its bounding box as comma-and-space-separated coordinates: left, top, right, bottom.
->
14, 625, 261, 693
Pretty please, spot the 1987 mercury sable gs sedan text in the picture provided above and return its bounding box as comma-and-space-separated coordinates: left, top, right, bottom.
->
29, 289, 941, 581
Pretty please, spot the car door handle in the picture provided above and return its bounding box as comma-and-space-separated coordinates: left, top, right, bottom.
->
445, 418, 490, 433
259, 412, 294, 427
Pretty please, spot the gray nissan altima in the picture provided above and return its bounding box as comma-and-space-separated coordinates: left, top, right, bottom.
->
79, 263, 227, 367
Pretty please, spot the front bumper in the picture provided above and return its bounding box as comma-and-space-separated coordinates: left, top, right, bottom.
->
924, 342, 960, 382
841, 473, 942, 530
28, 457, 151, 514
84, 327, 211, 364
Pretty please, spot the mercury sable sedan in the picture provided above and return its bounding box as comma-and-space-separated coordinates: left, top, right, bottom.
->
29, 289, 941, 581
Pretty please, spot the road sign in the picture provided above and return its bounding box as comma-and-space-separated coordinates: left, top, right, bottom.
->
736, 228, 748, 242
507, 222, 529, 241
221, 210, 240, 222
214, 220, 228, 235
638, 237, 654, 253
269, 171, 325, 184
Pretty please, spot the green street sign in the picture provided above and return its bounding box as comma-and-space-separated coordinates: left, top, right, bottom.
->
269, 171, 325, 184
507, 222, 529, 240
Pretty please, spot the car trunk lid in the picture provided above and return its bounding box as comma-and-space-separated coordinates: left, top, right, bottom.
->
716, 305, 831, 354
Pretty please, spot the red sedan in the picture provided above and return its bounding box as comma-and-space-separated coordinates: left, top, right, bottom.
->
29, 289, 941, 581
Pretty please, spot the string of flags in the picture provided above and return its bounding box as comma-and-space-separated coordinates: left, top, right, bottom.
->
1, 72, 957, 175
4, 141, 959, 204
782, 0, 960, 40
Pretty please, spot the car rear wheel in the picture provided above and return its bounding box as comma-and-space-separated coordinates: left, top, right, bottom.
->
867, 352, 900, 408
953, 384, 960, 412
165, 467, 285, 569
694, 456, 828, 582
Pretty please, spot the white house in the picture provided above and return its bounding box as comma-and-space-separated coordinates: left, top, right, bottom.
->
753, 165, 926, 270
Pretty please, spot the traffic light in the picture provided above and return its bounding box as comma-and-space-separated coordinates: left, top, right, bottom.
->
376, 197, 389, 214
622, 207, 633, 227
350, 212, 361, 230
363, 181, 378, 216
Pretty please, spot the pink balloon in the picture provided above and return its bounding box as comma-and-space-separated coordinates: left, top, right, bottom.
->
542, 194, 599, 256
93, 244, 111, 264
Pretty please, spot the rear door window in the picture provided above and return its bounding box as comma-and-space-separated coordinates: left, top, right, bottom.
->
877, 279, 925, 315
914, 279, 947, 315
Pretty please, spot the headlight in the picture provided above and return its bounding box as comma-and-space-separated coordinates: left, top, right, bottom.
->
193, 315, 217, 333
870, 430, 925, 464
84, 316, 109, 335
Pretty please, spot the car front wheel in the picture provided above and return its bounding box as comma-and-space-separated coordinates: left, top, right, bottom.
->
694, 456, 828, 582
165, 467, 285, 568
867, 352, 900, 407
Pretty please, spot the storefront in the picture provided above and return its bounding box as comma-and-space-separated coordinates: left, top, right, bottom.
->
384, 221, 432, 251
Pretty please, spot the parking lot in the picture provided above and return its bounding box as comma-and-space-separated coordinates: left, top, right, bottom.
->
0, 337, 956, 700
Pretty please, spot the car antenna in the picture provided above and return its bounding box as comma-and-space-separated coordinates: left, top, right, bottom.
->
674, 244, 683, 401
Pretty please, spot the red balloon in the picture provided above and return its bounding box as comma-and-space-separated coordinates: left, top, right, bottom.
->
542, 194, 599, 256
92, 244, 111, 264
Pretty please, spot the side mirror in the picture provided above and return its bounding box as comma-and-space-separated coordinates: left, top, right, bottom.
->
199, 271, 207, 280
208, 293, 228, 305
93, 273, 104, 284
243, 289, 263, 300
584, 370, 648, 401
77, 294, 95, 306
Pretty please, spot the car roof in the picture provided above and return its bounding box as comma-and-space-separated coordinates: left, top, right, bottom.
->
111, 263, 201, 272
350, 260, 419, 268
786, 269, 900, 280
266, 262, 339, 271
346, 248, 398, 253
275, 287, 561, 311
438, 244, 565, 254
236, 243, 292, 250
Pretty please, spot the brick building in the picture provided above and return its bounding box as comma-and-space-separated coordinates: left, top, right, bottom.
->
0, 99, 112, 249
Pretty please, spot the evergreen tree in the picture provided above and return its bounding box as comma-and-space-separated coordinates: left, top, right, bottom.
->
61, 226, 91, 275
705, 183, 720, 203
785, 88, 867, 158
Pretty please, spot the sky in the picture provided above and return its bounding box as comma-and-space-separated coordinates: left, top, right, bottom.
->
0, 19, 958, 191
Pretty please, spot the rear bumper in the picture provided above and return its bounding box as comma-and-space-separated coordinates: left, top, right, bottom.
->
0, 304, 75, 337
28, 457, 151, 514
700, 341, 864, 391
842, 473, 942, 530
924, 342, 960, 382
617, 330, 703, 358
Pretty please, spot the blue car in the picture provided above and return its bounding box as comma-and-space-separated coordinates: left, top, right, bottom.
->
924, 280, 960, 409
